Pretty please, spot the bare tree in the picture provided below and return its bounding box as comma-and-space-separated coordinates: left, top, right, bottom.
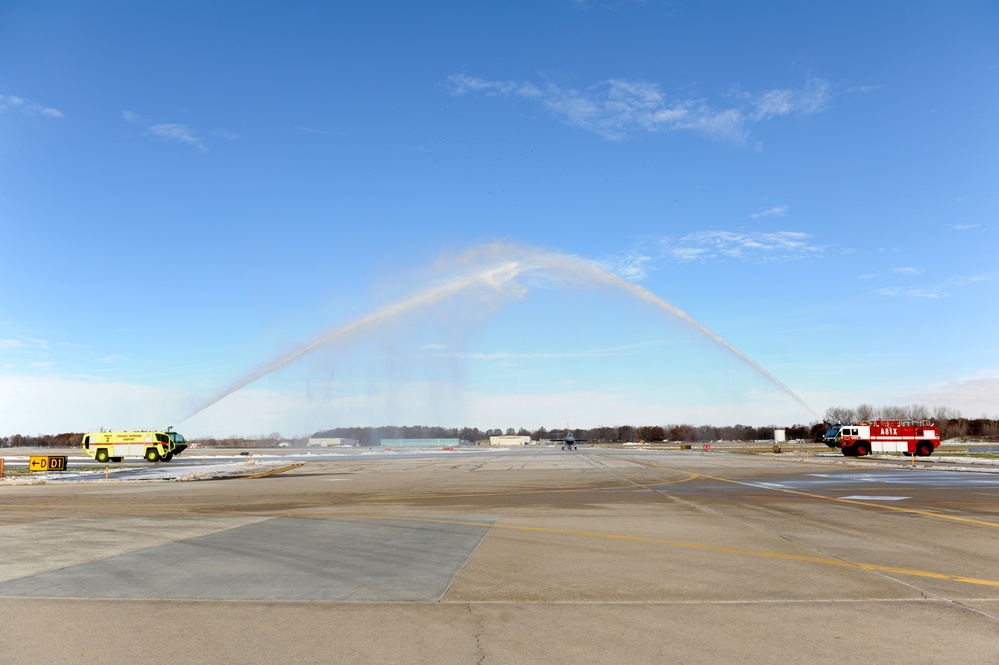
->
855, 404, 876, 422
825, 407, 855, 423
933, 405, 960, 421
880, 405, 908, 419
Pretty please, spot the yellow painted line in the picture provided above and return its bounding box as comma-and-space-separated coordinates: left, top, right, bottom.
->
711, 472, 999, 529
240, 463, 304, 479
626, 459, 701, 484
281, 512, 999, 588
628, 458, 999, 529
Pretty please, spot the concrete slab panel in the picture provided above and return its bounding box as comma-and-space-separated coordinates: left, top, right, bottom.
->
0, 516, 271, 583
0, 516, 491, 602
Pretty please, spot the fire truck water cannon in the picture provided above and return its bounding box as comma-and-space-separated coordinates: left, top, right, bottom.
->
826, 420, 940, 458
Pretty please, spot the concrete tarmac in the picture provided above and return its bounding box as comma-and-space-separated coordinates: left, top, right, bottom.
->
1, 448, 997, 664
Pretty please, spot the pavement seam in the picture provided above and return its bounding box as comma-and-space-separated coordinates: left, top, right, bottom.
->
273, 513, 999, 589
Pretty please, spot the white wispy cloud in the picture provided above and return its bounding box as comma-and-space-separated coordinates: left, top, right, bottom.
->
878, 287, 947, 298
742, 78, 830, 120
846, 84, 882, 94
124, 110, 232, 151
951, 223, 980, 230
598, 252, 653, 280
871, 268, 993, 299
596, 229, 825, 281
960, 271, 995, 284
293, 126, 343, 135
0, 94, 63, 118
750, 205, 789, 219
146, 123, 206, 152
445, 74, 831, 144
0, 336, 49, 351
656, 230, 823, 262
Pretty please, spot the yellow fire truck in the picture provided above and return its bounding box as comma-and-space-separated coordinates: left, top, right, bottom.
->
81, 429, 188, 463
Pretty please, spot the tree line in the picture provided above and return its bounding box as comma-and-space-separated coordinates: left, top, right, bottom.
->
4, 405, 998, 448
1, 432, 82, 448
312, 423, 824, 445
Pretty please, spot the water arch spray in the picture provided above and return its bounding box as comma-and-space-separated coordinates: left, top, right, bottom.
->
176, 244, 820, 425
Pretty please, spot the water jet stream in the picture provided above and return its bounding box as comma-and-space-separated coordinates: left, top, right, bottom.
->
176, 245, 820, 425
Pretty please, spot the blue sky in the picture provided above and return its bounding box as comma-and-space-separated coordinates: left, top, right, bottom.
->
2, 1, 997, 436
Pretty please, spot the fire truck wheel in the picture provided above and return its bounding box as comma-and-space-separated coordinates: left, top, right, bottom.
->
855, 443, 869, 457
145, 448, 161, 463
916, 441, 933, 457
95, 449, 110, 463
163, 452, 174, 462
841, 448, 854, 457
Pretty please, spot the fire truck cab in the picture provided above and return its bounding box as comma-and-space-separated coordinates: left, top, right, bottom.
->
833, 420, 939, 457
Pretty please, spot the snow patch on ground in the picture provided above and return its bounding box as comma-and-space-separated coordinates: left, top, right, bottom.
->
1, 458, 286, 484
782, 452, 999, 473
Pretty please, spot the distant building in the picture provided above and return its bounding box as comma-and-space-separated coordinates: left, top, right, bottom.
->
489, 435, 531, 446
380, 438, 460, 448
307, 437, 358, 447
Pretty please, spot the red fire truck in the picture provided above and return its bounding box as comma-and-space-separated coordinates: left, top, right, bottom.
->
831, 420, 940, 457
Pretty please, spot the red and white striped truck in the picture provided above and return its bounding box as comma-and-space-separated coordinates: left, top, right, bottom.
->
829, 419, 940, 457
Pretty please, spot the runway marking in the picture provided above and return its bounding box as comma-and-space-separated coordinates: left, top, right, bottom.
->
840, 496, 910, 501
281, 512, 999, 589
630, 459, 999, 529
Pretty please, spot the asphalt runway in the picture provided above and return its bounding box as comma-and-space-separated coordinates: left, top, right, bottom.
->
1, 448, 997, 664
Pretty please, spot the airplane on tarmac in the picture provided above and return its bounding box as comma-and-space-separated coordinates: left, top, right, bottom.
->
548, 431, 586, 451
